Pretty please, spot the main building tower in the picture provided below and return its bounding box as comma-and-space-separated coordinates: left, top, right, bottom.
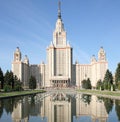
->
47, 1, 72, 87
12, 1, 108, 89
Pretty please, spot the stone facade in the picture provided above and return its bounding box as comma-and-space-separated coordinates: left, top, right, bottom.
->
75, 47, 108, 88
12, 2, 108, 88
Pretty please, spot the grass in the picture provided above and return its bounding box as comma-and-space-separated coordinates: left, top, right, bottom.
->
78, 89, 120, 97
1, 89, 120, 99
0, 90, 45, 98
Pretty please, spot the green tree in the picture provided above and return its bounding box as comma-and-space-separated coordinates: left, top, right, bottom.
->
3, 70, 23, 91
103, 69, 113, 90
86, 78, 92, 89
0, 67, 4, 89
4, 71, 14, 90
29, 76, 37, 90
82, 79, 87, 89
82, 78, 92, 89
96, 79, 104, 90
115, 63, 120, 89
118, 82, 120, 90
14, 75, 22, 91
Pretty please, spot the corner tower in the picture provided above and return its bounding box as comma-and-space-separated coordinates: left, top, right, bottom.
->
12, 47, 22, 80
12, 47, 30, 88
14, 47, 21, 62
47, 1, 73, 87
98, 47, 106, 61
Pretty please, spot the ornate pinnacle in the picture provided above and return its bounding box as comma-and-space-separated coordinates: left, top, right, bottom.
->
58, 1, 61, 19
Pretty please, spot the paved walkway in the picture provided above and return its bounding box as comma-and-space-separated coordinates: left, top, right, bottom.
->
45, 88, 120, 100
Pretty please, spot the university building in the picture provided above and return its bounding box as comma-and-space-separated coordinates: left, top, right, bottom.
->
12, 2, 108, 88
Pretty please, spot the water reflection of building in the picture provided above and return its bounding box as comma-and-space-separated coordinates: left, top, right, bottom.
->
12, 96, 46, 122
40, 92, 74, 122
11, 93, 108, 122
12, 97, 29, 122
75, 94, 108, 122
11, 93, 75, 122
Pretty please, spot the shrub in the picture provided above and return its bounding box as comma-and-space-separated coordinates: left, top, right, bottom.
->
4, 85, 12, 92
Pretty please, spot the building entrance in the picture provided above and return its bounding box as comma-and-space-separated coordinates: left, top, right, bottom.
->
51, 80, 70, 88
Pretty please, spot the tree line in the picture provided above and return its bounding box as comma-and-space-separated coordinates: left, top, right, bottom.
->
0, 68, 23, 91
1, 62, 120, 91
0, 67, 37, 92
82, 62, 120, 90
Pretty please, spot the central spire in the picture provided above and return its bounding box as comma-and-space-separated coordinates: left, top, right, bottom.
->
53, 0, 67, 47
58, 1, 61, 19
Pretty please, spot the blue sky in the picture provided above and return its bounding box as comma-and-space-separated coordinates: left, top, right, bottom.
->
0, 0, 120, 74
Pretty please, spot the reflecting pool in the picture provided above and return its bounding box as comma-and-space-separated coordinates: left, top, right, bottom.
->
0, 91, 120, 122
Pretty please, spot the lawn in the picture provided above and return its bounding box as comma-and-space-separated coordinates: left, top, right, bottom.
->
0, 90, 45, 98
78, 89, 120, 99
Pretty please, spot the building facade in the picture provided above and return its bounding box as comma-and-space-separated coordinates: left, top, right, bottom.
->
12, 2, 108, 88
